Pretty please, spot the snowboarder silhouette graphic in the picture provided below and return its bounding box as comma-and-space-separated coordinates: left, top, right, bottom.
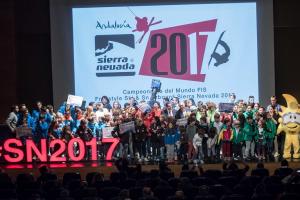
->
132, 16, 162, 43
208, 31, 230, 67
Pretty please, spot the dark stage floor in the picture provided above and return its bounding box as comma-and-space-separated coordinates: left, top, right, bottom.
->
1, 160, 300, 180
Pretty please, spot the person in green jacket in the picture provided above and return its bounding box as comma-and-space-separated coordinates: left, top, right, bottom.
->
243, 105, 253, 119
232, 120, 244, 160
244, 116, 256, 161
255, 117, 268, 160
206, 102, 217, 124
265, 112, 277, 159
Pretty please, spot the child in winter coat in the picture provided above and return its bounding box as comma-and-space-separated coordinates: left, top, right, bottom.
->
207, 127, 218, 162
243, 116, 257, 161
193, 127, 205, 164
164, 121, 180, 163
218, 118, 233, 161
255, 117, 267, 160
232, 120, 244, 160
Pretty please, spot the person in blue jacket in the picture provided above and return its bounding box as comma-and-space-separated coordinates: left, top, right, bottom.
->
64, 110, 74, 131
87, 116, 101, 139
58, 102, 76, 118
164, 120, 180, 163
17, 104, 31, 126
33, 115, 49, 144
32, 101, 43, 123
17, 107, 34, 128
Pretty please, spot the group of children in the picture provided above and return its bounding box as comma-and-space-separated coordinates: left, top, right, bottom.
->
5, 95, 283, 163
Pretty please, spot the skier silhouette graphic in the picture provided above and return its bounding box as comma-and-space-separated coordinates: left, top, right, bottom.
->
132, 16, 162, 43
208, 31, 230, 67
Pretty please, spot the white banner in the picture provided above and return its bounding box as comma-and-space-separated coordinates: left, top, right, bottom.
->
73, 3, 258, 105
67, 94, 83, 107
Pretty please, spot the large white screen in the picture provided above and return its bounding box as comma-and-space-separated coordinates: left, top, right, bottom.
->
72, 2, 258, 105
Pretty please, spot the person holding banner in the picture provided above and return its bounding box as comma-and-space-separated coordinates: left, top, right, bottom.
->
112, 118, 130, 159
16, 108, 34, 144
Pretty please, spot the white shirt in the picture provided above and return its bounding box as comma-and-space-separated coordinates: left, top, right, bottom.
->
95, 108, 109, 121
193, 134, 203, 149
213, 121, 223, 135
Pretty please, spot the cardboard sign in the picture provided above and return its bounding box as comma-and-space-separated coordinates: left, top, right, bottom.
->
16, 127, 32, 138
67, 95, 84, 107
137, 103, 151, 113
119, 121, 135, 134
151, 79, 161, 90
102, 127, 114, 139
176, 118, 188, 126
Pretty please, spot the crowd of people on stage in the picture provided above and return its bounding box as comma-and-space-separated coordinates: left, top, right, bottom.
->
5, 94, 288, 163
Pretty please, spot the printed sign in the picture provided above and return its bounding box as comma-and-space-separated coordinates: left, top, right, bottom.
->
102, 127, 114, 138
16, 127, 32, 138
73, 3, 258, 105
218, 103, 234, 113
176, 118, 188, 126
119, 121, 135, 134
67, 95, 84, 107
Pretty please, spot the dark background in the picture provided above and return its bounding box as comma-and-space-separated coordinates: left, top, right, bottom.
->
0, 0, 299, 122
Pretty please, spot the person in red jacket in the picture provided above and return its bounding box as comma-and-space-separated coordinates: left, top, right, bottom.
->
218, 118, 233, 161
